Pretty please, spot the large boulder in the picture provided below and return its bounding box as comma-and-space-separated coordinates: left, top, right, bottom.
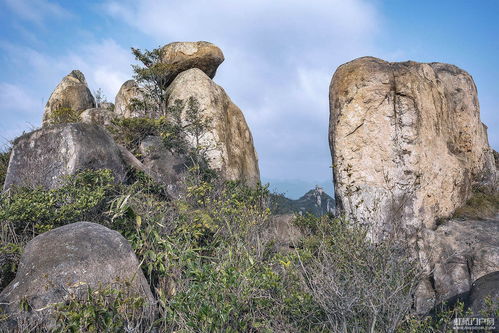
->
165, 68, 260, 187
139, 136, 188, 197
0, 222, 154, 329
416, 218, 499, 311
80, 107, 118, 127
43, 70, 95, 125
466, 271, 499, 315
329, 57, 496, 240
160, 41, 224, 86
3, 123, 126, 190
114, 79, 160, 118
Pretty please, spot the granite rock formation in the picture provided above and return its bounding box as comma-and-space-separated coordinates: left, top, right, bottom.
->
114, 79, 159, 118
166, 68, 260, 187
80, 107, 118, 127
3, 123, 126, 190
160, 41, 224, 86
43, 70, 95, 125
329, 57, 496, 240
0, 222, 154, 329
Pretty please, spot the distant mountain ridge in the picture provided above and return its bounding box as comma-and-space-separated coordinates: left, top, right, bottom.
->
270, 186, 335, 216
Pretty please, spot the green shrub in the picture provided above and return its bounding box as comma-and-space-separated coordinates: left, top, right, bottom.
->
0, 169, 116, 235
54, 285, 154, 333
0, 169, 117, 290
3, 164, 495, 331
0, 150, 10, 188
296, 214, 424, 332
453, 188, 499, 220
48, 107, 82, 124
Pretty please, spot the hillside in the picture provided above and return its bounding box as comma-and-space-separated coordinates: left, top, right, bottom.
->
270, 186, 335, 216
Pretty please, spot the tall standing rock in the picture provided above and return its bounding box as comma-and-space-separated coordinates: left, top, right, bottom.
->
3, 123, 126, 190
166, 68, 260, 187
329, 57, 496, 240
43, 70, 95, 125
160, 41, 224, 86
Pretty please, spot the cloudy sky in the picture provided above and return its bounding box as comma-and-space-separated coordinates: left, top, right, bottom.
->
0, 0, 498, 198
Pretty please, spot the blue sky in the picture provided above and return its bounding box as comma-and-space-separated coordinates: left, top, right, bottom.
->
0, 0, 498, 198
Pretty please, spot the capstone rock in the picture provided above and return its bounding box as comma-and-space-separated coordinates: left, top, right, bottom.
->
160, 41, 224, 86
3, 123, 126, 190
165, 68, 260, 187
43, 70, 95, 125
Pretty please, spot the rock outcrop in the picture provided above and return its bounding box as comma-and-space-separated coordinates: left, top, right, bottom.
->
114, 79, 159, 118
0, 222, 154, 329
166, 68, 260, 187
160, 41, 224, 86
43, 70, 95, 125
80, 107, 118, 127
139, 136, 188, 197
416, 217, 499, 311
329, 57, 496, 240
467, 271, 499, 315
3, 123, 126, 190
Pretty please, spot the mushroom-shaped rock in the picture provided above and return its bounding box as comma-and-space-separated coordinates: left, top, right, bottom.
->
43, 70, 95, 125
160, 41, 224, 86
3, 123, 126, 190
0, 222, 154, 329
329, 57, 496, 240
139, 136, 188, 197
165, 68, 260, 187
80, 107, 118, 127
114, 79, 160, 118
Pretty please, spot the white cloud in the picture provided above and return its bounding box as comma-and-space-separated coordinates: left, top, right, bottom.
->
0, 83, 40, 113
0, 39, 134, 106
103, 0, 382, 183
0, 39, 134, 142
3, 0, 71, 26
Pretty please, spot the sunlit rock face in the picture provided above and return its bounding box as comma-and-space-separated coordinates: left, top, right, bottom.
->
166, 68, 260, 187
114, 79, 159, 118
0, 222, 154, 329
160, 41, 224, 86
3, 123, 126, 190
43, 70, 95, 125
329, 56, 496, 240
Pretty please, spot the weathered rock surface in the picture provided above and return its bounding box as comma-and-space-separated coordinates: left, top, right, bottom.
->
160, 41, 224, 86
467, 271, 499, 315
329, 57, 496, 240
80, 107, 118, 127
0, 222, 154, 328
166, 68, 260, 187
3, 123, 126, 190
139, 136, 188, 197
114, 79, 160, 118
417, 218, 499, 309
98, 101, 115, 110
43, 70, 95, 125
